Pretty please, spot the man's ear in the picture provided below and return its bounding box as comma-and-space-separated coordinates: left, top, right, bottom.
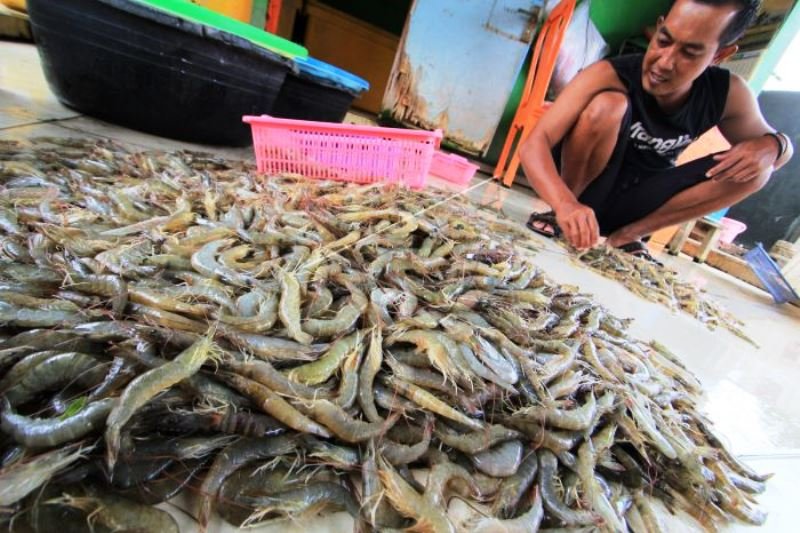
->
713, 44, 738, 65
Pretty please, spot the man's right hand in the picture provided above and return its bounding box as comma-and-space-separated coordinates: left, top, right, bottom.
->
555, 201, 600, 249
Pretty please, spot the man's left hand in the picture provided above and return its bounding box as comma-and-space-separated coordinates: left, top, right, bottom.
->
706, 136, 779, 183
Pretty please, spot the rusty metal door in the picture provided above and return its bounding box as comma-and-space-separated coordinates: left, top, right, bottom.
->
383, 0, 545, 155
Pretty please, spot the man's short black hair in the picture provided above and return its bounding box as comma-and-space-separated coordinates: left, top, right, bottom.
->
683, 0, 761, 45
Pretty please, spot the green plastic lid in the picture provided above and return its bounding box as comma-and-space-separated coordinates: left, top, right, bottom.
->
132, 0, 308, 58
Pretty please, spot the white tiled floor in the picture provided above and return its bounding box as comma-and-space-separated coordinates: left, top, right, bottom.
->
2, 40, 799, 532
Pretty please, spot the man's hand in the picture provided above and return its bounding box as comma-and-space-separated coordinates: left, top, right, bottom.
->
706, 136, 779, 183
555, 201, 600, 250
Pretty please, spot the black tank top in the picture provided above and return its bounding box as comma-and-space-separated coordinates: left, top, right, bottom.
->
609, 54, 730, 173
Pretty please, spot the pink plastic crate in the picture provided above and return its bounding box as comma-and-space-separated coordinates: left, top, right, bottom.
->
243, 115, 442, 189
429, 150, 479, 185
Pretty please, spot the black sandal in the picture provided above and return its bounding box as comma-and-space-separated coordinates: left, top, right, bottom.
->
618, 241, 664, 267
526, 211, 562, 239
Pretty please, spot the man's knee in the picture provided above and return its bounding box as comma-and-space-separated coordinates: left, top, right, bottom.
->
736, 172, 771, 197
576, 91, 628, 132
749, 172, 771, 194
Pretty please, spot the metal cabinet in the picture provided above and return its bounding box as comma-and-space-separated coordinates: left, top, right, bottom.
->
383, 0, 545, 155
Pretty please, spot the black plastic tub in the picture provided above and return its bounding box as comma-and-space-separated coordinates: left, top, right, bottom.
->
26, 0, 294, 146
272, 57, 369, 123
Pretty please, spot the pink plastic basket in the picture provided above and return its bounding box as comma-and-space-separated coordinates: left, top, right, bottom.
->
243, 115, 442, 189
429, 151, 480, 185
719, 217, 747, 244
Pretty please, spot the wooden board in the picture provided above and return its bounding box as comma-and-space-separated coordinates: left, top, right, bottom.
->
683, 240, 765, 288
304, 1, 399, 114
682, 240, 800, 308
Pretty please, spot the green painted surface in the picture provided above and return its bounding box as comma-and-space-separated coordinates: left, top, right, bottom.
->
589, 0, 671, 53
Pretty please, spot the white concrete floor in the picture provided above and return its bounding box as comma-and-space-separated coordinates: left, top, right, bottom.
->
2, 40, 799, 532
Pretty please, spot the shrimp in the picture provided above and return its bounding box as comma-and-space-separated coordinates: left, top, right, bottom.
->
300, 398, 399, 442
497, 416, 580, 454
216, 372, 331, 438
105, 333, 218, 468
377, 455, 457, 533
381, 415, 433, 465
385, 353, 451, 393
0, 292, 81, 313
457, 342, 516, 392
516, 391, 597, 431
467, 486, 544, 533
303, 435, 360, 469
287, 331, 361, 386
538, 449, 598, 527
0, 304, 87, 328
128, 286, 213, 318
302, 278, 367, 338
2, 397, 114, 448
305, 285, 334, 318
241, 482, 361, 525
52, 492, 179, 533
4, 352, 105, 406
277, 269, 313, 344
373, 383, 418, 415
218, 290, 278, 333
0, 349, 59, 393
223, 358, 332, 401
128, 303, 208, 333
220, 326, 327, 363
472, 335, 520, 385
384, 376, 484, 431
472, 440, 524, 478
434, 423, 522, 454
577, 424, 626, 532
633, 491, 666, 533
99, 209, 194, 237
196, 435, 297, 530
492, 450, 539, 518
424, 458, 481, 508
0, 443, 86, 506
626, 392, 677, 460
387, 329, 467, 387
191, 239, 252, 287
70, 274, 128, 315
362, 440, 410, 529
333, 338, 363, 409
358, 328, 385, 423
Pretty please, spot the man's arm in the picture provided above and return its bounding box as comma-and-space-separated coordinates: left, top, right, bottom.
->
709, 74, 794, 182
518, 60, 625, 249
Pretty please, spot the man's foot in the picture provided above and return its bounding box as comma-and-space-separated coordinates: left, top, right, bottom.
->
618, 241, 664, 267
526, 211, 562, 238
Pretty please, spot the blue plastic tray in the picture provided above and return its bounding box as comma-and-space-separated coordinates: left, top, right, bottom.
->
294, 57, 370, 95
743, 243, 800, 304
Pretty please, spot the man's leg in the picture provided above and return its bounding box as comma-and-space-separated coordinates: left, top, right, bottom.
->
528, 91, 630, 236
600, 155, 770, 246
560, 91, 629, 198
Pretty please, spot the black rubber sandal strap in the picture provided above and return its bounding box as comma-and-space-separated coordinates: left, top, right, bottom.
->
526, 211, 562, 238
618, 241, 664, 267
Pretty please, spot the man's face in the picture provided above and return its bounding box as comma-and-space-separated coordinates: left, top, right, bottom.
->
642, 0, 739, 101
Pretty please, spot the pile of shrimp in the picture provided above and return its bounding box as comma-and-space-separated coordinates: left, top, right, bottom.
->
575, 246, 755, 346
0, 137, 767, 532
